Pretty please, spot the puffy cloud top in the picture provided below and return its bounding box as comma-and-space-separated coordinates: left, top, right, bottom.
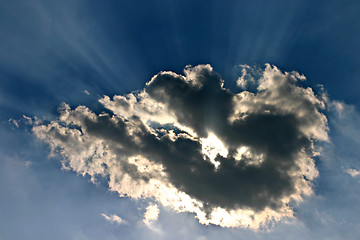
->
33, 64, 328, 229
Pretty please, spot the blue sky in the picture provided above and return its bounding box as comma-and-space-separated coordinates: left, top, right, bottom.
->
1, 0, 360, 239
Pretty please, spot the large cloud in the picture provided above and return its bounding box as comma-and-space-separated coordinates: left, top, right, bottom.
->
33, 64, 328, 229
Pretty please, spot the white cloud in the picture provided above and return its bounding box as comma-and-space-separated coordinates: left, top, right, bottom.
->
143, 203, 160, 225
101, 213, 125, 225
24, 160, 32, 167
32, 64, 329, 230
9, 115, 36, 128
143, 203, 163, 234
236, 64, 256, 89
8, 118, 19, 128
346, 168, 360, 177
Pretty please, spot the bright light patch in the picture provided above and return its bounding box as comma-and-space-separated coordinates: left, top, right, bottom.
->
200, 132, 228, 168
234, 146, 265, 166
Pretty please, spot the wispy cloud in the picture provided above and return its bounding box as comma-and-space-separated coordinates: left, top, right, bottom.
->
101, 213, 125, 225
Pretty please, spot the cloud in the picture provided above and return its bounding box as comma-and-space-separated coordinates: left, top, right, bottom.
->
101, 213, 125, 225
143, 203, 163, 234
32, 64, 328, 229
328, 101, 360, 178
143, 203, 160, 229
9, 115, 36, 128
236, 64, 259, 90
144, 203, 160, 225
346, 168, 360, 177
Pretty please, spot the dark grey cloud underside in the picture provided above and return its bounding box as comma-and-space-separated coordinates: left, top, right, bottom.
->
48, 66, 314, 211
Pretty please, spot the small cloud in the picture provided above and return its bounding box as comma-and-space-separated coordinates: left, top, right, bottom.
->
346, 168, 360, 177
9, 115, 36, 128
83, 90, 90, 95
143, 203, 160, 225
332, 101, 346, 116
8, 118, 19, 128
143, 203, 163, 234
24, 161, 32, 167
101, 213, 125, 225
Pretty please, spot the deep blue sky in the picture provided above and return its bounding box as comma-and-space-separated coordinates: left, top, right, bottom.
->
1, 0, 360, 239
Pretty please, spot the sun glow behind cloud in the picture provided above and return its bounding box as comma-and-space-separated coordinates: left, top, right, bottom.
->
32, 64, 328, 230
200, 132, 228, 169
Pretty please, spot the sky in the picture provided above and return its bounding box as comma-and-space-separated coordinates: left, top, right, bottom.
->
1, 0, 360, 239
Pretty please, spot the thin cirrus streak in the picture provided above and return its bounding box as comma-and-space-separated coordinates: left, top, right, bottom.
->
32, 64, 328, 229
